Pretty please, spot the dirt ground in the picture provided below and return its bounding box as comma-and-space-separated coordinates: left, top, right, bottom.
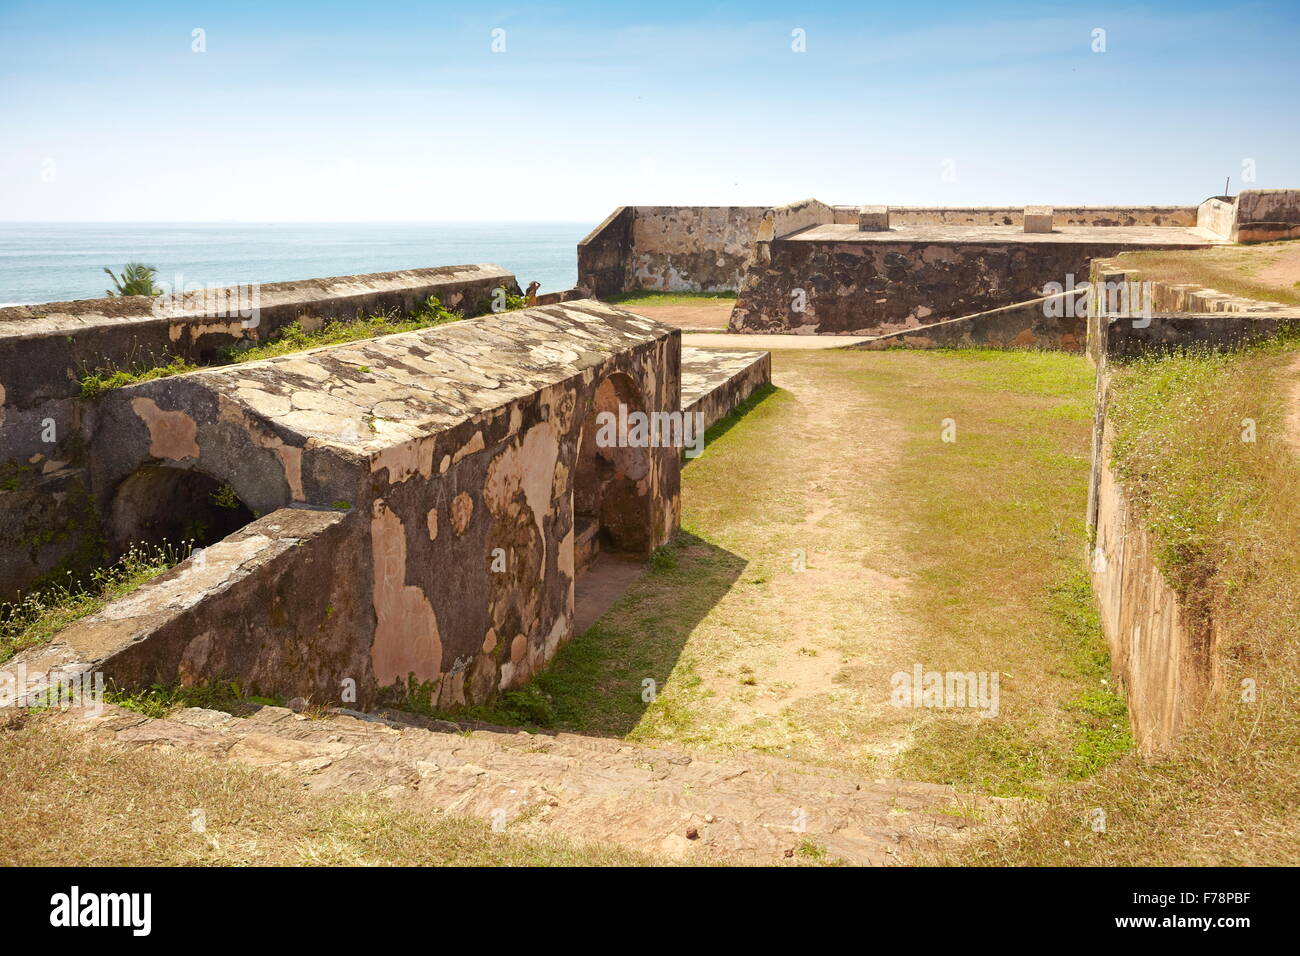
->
619, 302, 733, 330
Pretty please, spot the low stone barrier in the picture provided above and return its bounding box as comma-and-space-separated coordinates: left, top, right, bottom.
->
680, 348, 772, 430
849, 289, 1087, 352
1088, 416, 1215, 755
6, 508, 368, 705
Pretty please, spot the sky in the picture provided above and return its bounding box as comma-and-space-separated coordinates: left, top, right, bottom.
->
1, 0, 1297, 221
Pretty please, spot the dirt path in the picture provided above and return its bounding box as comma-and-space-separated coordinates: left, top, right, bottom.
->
618, 354, 931, 774
622, 303, 733, 331
549, 346, 1102, 798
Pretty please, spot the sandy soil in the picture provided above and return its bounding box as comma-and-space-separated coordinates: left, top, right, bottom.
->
621, 303, 733, 330
683, 333, 870, 349
1257, 243, 1300, 288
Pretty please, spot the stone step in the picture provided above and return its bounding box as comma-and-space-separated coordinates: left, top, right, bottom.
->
59, 704, 1007, 865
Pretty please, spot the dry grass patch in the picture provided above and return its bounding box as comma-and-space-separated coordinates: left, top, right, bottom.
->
0, 713, 655, 867
1112, 241, 1300, 306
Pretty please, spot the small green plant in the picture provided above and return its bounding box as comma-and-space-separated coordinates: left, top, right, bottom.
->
103, 262, 161, 297
477, 291, 529, 314
0, 541, 192, 664
211, 483, 241, 510
225, 301, 464, 365
107, 680, 283, 719
649, 545, 678, 571
78, 354, 197, 399
381, 673, 557, 727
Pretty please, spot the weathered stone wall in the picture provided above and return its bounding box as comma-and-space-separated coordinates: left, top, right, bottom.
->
13, 302, 684, 711
576, 207, 632, 298
10, 508, 374, 705
850, 289, 1088, 352
1083, 264, 1300, 754
1086, 258, 1300, 363
577, 206, 770, 295
1196, 197, 1236, 239
1095, 312, 1300, 362
731, 236, 1190, 335
0, 464, 98, 601
0, 266, 519, 598
580, 201, 1209, 301
1089, 416, 1215, 755
1232, 188, 1300, 242
626, 206, 769, 291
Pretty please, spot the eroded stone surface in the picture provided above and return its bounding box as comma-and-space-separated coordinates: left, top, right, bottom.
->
25, 302, 685, 708
56, 703, 1010, 866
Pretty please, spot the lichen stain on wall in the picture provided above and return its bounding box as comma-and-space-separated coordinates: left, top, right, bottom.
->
217, 393, 305, 500
486, 418, 561, 546
371, 433, 437, 484
369, 498, 442, 687
130, 397, 200, 461
483, 418, 563, 691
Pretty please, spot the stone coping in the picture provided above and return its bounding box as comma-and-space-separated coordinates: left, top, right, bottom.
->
785, 223, 1226, 246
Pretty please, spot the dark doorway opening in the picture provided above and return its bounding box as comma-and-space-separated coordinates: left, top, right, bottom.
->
109, 465, 255, 557
572, 372, 655, 630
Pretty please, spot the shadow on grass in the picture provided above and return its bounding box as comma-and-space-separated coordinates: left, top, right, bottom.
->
531, 529, 747, 737
685, 382, 780, 464
407, 383, 775, 737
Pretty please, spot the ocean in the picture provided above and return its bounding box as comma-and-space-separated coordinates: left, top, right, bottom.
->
0, 222, 596, 307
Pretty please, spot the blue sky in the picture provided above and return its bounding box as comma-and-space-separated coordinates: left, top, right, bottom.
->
1, 0, 1297, 221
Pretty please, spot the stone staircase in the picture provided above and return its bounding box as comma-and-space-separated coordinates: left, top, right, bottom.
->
58, 703, 1007, 865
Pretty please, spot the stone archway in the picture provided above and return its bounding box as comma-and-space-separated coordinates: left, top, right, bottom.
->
108, 464, 255, 557
573, 371, 655, 577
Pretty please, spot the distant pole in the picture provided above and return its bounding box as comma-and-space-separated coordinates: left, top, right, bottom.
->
1224, 176, 1230, 196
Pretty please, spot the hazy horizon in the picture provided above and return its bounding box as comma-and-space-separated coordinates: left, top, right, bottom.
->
3, 0, 1297, 222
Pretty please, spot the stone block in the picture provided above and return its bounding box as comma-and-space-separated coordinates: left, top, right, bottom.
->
1024, 206, 1054, 233
858, 205, 890, 231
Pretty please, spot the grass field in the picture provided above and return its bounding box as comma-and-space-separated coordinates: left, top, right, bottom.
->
943, 338, 1300, 866
529, 348, 1125, 797
606, 290, 737, 307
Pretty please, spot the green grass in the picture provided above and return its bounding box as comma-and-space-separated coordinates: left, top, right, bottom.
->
0, 541, 191, 665
381, 674, 561, 729
1106, 336, 1300, 602
221, 296, 464, 364
606, 290, 736, 307
106, 680, 285, 719
73, 296, 472, 396
941, 337, 1300, 865
79, 354, 198, 399
492, 348, 1124, 796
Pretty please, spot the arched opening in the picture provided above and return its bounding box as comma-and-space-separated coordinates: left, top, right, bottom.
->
573, 372, 655, 613
109, 464, 256, 557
